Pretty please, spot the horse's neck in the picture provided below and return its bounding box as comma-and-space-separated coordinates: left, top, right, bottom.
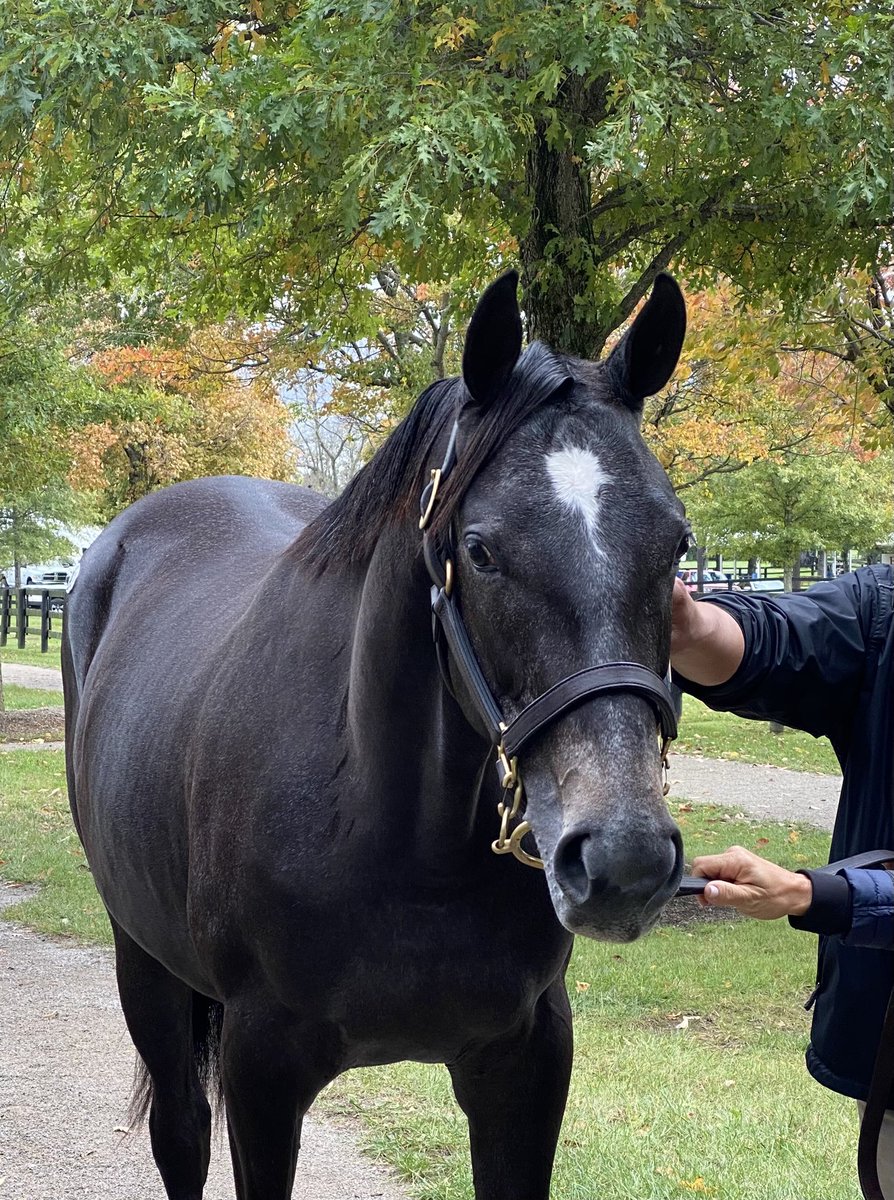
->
346, 526, 491, 862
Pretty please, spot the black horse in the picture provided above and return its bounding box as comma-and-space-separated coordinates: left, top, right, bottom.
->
63, 271, 690, 1200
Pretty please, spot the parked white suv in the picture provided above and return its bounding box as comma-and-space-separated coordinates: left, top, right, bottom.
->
22, 560, 76, 587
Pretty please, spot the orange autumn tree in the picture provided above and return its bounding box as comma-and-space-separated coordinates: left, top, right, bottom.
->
79, 325, 294, 515
640, 284, 882, 494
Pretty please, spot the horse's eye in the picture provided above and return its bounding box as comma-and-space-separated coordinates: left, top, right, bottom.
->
464, 536, 497, 571
676, 535, 691, 562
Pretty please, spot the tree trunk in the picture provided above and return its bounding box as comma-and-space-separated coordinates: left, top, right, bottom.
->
783, 563, 794, 591
696, 545, 707, 592
12, 508, 21, 588
792, 558, 802, 592
747, 556, 758, 578
520, 127, 599, 356
519, 73, 612, 357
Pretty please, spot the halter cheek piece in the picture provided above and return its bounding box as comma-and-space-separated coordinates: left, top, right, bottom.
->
418, 420, 679, 870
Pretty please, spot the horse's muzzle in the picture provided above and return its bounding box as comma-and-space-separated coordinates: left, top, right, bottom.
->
549, 819, 683, 941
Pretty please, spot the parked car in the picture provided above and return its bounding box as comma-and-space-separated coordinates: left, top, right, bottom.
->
19, 560, 75, 611
678, 568, 739, 593
738, 577, 786, 594
22, 560, 76, 587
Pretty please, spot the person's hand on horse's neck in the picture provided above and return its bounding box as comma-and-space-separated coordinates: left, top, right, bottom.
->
669, 578, 745, 687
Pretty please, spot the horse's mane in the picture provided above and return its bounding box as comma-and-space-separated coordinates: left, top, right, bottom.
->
292, 342, 574, 572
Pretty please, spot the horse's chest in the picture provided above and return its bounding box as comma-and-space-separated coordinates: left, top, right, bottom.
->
249, 888, 569, 1065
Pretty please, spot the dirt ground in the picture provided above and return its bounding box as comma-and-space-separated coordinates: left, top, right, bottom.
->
0, 888, 408, 1200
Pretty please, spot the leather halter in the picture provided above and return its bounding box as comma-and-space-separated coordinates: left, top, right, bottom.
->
418, 420, 679, 868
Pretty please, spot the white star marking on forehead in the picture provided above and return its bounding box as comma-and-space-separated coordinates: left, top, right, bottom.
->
545, 445, 611, 555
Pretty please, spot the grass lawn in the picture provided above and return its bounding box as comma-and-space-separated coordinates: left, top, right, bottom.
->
0, 748, 857, 1198
1, 638, 63, 670
3, 684, 65, 709
677, 695, 839, 776
0, 749, 109, 943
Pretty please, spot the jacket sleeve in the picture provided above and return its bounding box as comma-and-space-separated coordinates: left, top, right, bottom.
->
673, 572, 876, 741
839, 869, 894, 950
790, 869, 894, 950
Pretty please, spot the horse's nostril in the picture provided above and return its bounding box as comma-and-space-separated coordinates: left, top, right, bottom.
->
554, 831, 592, 905
553, 823, 683, 911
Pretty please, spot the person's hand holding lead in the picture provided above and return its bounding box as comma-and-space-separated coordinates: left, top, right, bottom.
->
691, 845, 813, 920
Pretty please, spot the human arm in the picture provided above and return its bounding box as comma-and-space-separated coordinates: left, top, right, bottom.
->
669, 578, 744, 686
691, 846, 894, 948
690, 846, 814, 919
669, 568, 883, 739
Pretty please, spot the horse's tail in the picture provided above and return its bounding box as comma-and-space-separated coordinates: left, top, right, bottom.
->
127, 993, 225, 1126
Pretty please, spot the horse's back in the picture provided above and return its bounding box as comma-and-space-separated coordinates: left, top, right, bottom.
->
65, 475, 324, 690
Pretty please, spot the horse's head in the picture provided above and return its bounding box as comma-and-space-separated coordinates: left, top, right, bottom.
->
440, 272, 688, 941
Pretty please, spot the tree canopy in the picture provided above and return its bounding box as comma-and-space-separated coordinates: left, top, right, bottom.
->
2, 1, 891, 354
82, 325, 295, 513
0, 322, 109, 579
687, 450, 893, 586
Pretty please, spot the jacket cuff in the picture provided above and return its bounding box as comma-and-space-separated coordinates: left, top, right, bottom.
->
788, 870, 852, 935
838, 869, 894, 950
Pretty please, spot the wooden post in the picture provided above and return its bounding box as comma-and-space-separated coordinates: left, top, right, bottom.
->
0, 586, 8, 647
40, 590, 50, 653
16, 588, 26, 649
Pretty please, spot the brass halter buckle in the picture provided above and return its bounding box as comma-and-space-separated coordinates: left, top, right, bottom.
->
660, 735, 671, 797
491, 734, 544, 870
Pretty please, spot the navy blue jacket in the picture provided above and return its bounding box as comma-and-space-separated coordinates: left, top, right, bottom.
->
676, 566, 894, 1103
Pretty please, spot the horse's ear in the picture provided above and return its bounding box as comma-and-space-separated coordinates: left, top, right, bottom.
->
607, 273, 686, 410
462, 271, 523, 406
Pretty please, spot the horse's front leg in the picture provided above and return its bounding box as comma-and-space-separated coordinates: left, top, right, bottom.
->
220, 998, 342, 1200
448, 976, 573, 1200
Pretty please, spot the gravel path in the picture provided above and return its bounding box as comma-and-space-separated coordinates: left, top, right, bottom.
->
668, 754, 841, 832
0, 740, 65, 753
0, 888, 408, 1200
2, 664, 63, 692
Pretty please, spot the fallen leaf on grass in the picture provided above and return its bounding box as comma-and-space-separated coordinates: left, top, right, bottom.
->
755, 837, 770, 847
674, 1015, 702, 1030
679, 1178, 716, 1193
575, 981, 590, 993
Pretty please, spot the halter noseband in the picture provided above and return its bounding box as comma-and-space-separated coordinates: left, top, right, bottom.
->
418, 420, 679, 870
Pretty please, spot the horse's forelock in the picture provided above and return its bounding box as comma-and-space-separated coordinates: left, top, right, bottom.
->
292, 343, 582, 572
